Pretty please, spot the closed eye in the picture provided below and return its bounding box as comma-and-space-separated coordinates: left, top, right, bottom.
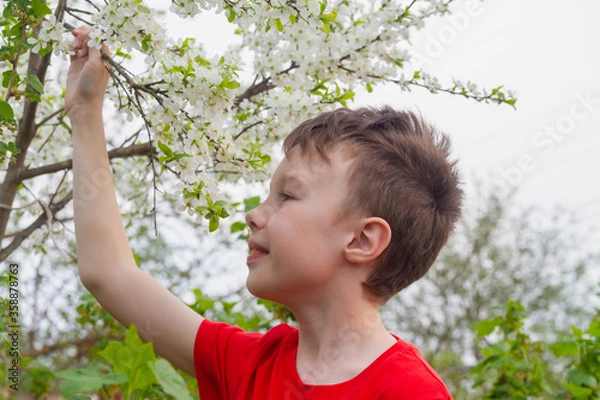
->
278, 192, 294, 201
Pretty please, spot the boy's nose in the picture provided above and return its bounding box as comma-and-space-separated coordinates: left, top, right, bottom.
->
245, 203, 266, 231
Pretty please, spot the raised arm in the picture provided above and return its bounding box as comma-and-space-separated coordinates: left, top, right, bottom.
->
66, 27, 203, 376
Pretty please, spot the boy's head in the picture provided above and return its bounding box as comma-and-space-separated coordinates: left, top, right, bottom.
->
283, 106, 463, 303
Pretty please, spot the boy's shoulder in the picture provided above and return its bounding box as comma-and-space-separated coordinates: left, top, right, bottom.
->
373, 336, 451, 396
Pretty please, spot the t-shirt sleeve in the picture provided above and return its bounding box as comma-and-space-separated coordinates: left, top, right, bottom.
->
383, 343, 453, 400
194, 319, 263, 399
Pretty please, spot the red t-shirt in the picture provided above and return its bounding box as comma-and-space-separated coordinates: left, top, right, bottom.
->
194, 319, 452, 399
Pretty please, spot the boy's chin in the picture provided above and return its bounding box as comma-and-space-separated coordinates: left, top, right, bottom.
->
245, 274, 268, 298
246, 275, 283, 304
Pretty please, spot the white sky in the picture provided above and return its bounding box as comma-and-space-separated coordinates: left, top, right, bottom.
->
152, 0, 600, 251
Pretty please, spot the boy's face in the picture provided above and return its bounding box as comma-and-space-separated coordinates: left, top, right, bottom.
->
245, 146, 359, 306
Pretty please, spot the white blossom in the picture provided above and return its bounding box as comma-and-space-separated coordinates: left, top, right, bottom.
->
28, 0, 515, 227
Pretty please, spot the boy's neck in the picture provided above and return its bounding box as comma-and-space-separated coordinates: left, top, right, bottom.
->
292, 297, 397, 385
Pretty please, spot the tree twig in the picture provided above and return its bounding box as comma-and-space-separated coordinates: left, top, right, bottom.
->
0, 191, 72, 262
35, 107, 65, 129
20, 141, 154, 181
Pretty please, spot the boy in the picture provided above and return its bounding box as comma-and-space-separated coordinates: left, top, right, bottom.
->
66, 26, 461, 399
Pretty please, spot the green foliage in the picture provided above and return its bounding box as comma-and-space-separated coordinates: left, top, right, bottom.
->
0, 139, 20, 165
157, 140, 192, 164
310, 75, 355, 106
183, 183, 231, 232
152, 359, 195, 400
0, 0, 50, 98
229, 195, 262, 240
41, 289, 292, 399
0, 100, 15, 120
472, 300, 554, 398
98, 325, 158, 391
472, 298, 600, 399
385, 191, 596, 398
55, 364, 127, 398
551, 312, 600, 398
56, 325, 193, 399
187, 288, 293, 332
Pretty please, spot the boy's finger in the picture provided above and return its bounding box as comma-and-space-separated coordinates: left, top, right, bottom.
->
102, 42, 110, 56
72, 25, 90, 37
71, 26, 91, 57
87, 44, 104, 63
79, 34, 92, 58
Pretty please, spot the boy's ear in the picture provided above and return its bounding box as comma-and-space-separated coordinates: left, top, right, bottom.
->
344, 217, 391, 264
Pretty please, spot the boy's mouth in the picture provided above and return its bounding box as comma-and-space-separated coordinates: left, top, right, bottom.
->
247, 240, 269, 265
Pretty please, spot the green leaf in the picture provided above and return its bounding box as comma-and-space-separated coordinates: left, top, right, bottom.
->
0, 100, 14, 120
471, 378, 485, 389
3, 5, 13, 19
230, 221, 247, 234
98, 325, 157, 390
10, 22, 23, 37
221, 79, 240, 89
137, 4, 151, 13
189, 289, 216, 314
320, 12, 337, 22
24, 87, 41, 102
473, 316, 503, 338
157, 141, 173, 157
572, 325, 584, 339
226, 7, 237, 23
2, 70, 13, 88
589, 316, 600, 336
209, 216, 219, 232
24, 74, 44, 95
152, 359, 194, 400
243, 196, 261, 212
549, 340, 579, 358
195, 55, 211, 66
38, 45, 52, 57
55, 365, 127, 398
274, 18, 284, 32
564, 381, 593, 397
567, 368, 598, 388
141, 33, 152, 52
0, 141, 20, 155
30, 0, 52, 18
340, 90, 354, 101
132, 252, 141, 267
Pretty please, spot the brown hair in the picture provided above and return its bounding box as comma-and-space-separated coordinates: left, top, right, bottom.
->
283, 106, 463, 302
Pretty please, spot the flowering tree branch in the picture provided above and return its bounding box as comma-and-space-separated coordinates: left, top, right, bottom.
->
0, 0, 67, 247
1, 0, 518, 260
20, 142, 154, 181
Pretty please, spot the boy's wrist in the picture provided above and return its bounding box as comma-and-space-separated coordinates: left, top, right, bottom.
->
67, 103, 103, 125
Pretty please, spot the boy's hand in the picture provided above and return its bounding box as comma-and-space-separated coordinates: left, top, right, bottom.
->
65, 26, 109, 118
